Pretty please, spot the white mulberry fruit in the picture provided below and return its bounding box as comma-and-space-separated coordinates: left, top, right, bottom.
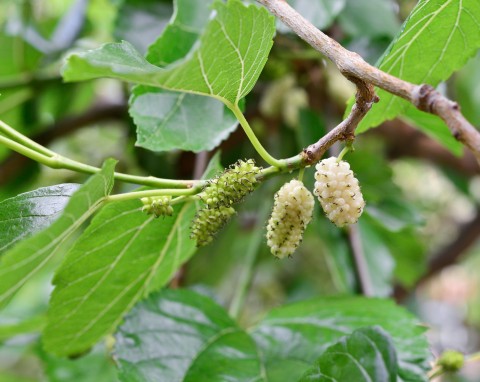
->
314, 157, 365, 227
266, 179, 314, 259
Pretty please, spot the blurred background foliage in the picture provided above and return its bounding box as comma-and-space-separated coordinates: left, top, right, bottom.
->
0, 0, 479, 381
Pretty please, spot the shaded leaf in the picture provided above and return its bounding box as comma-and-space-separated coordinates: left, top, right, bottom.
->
115, 289, 262, 382
0, 160, 116, 309
114, 0, 173, 55
63, 0, 276, 106
252, 297, 430, 382
43, 200, 196, 356
338, 0, 400, 38
300, 326, 397, 382
0, 184, 80, 254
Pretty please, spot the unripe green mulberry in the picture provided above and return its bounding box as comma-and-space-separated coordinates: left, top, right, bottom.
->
190, 205, 236, 247
314, 157, 365, 227
141, 196, 173, 218
201, 159, 260, 208
266, 179, 314, 259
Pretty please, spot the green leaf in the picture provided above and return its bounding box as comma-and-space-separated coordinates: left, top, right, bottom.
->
338, 0, 400, 38
63, 0, 276, 106
252, 297, 430, 382
43, 200, 196, 356
0, 160, 116, 309
0, 184, 80, 254
115, 289, 262, 382
353, 0, 480, 133
300, 327, 398, 382
278, 0, 345, 33
131, 87, 238, 153
130, 0, 239, 153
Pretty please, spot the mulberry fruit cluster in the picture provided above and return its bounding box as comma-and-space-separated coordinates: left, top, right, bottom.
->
314, 157, 365, 227
141, 196, 173, 218
190, 159, 261, 247
201, 159, 259, 208
266, 179, 314, 259
190, 205, 236, 247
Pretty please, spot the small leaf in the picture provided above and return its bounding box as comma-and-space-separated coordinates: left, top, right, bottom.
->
300, 327, 398, 382
252, 297, 430, 382
63, 0, 276, 106
351, 0, 480, 134
278, 0, 345, 33
0, 160, 116, 309
0, 184, 80, 254
115, 289, 262, 382
43, 200, 196, 356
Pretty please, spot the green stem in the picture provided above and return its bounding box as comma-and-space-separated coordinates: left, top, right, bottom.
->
298, 167, 305, 182
229, 203, 271, 320
337, 146, 350, 162
106, 188, 200, 203
229, 104, 286, 168
0, 119, 55, 157
0, 121, 198, 188
0, 134, 54, 165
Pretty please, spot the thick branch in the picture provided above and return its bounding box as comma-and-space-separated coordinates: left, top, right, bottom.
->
302, 89, 378, 164
258, 0, 480, 165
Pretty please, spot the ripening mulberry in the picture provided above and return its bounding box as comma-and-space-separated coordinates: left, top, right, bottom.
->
190, 205, 236, 247
141, 196, 174, 218
314, 157, 365, 227
266, 179, 314, 259
200, 159, 260, 208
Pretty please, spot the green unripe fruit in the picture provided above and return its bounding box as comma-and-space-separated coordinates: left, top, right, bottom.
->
200, 159, 260, 209
141, 196, 174, 218
190, 205, 236, 247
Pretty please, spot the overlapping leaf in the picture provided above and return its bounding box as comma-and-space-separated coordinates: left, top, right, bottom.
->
63, 0, 276, 106
115, 289, 263, 382
130, 0, 239, 153
300, 327, 398, 382
0, 160, 116, 309
0, 184, 79, 254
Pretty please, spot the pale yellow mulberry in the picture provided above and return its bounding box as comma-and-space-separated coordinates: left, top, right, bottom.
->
266, 179, 314, 259
314, 157, 365, 227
